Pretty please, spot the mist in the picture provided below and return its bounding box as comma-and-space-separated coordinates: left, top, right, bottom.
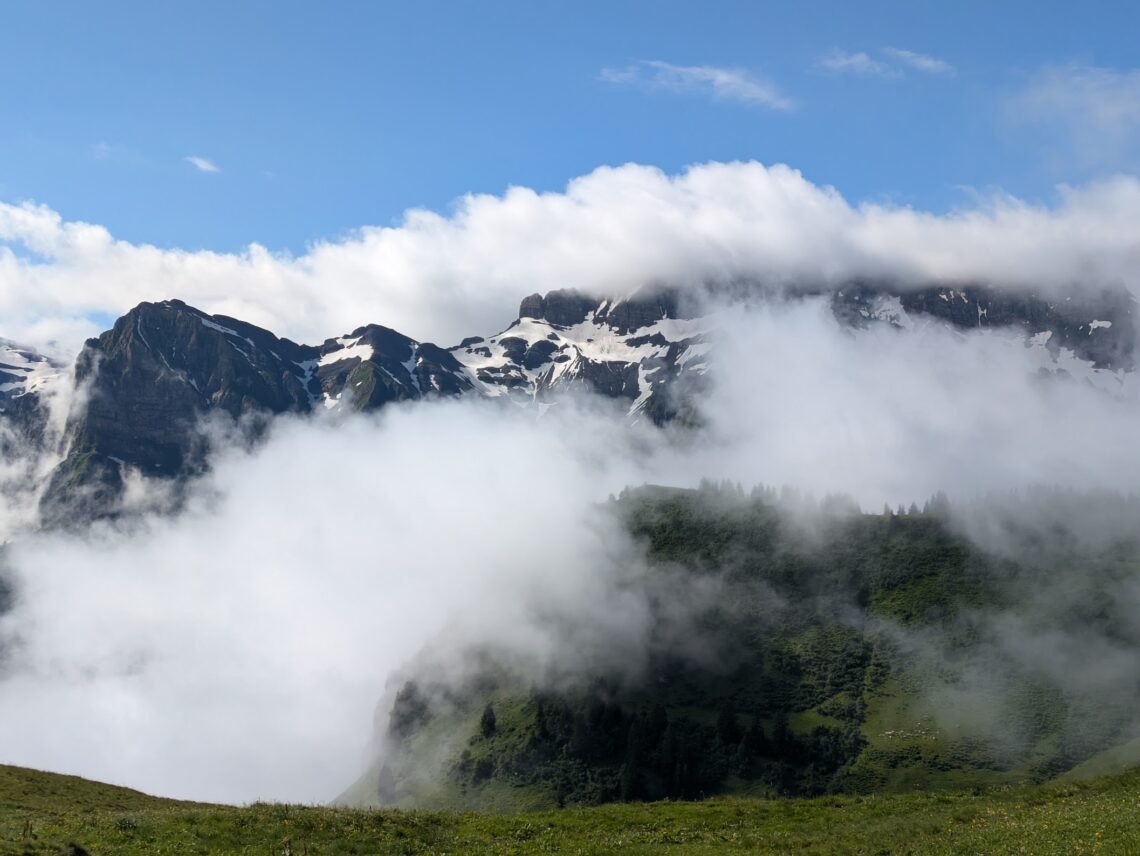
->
1, 288, 1139, 802
2, 217, 1140, 802
693, 298, 1140, 506
0, 400, 661, 803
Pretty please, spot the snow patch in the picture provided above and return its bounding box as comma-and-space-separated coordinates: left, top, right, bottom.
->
199, 316, 258, 350
402, 346, 421, 394
630, 364, 662, 417
448, 305, 718, 405
0, 340, 61, 401
319, 338, 374, 367
677, 343, 712, 368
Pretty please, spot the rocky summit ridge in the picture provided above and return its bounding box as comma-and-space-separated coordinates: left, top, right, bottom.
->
1, 281, 1135, 524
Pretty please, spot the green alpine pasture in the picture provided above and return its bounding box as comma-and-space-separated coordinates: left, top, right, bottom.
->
3, 763, 1139, 855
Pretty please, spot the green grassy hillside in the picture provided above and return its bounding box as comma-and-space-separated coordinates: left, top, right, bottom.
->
355, 484, 1140, 810
0, 765, 202, 816
2, 763, 1139, 855
1056, 737, 1140, 784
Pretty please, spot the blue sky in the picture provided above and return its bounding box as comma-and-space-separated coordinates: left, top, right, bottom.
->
3, 0, 1139, 253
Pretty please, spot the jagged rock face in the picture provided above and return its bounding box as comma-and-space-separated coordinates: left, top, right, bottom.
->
38, 301, 319, 523
0, 339, 61, 411
0, 341, 63, 464
832, 283, 1136, 371
66, 300, 316, 476
36, 301, 475, 524
461, 280, 1139, 426
0, 339, 60, 458
519, 290, 598, 327
313, 325, 473, 411
7, 280, 1138, 526
451, 287, 711, 424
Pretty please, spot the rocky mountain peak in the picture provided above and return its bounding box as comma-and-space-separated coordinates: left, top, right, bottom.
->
518, 289, 601, 327
517, 287, 688, 333
831, 282, 1136, 372
6, 279, 1138, 527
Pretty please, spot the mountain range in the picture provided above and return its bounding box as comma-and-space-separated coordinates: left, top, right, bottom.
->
1, 281, 1134, 525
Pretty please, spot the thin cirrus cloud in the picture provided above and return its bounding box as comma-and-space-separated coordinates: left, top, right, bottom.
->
185, 155, 221, 174
600, 59, 795, 110
821, 47, 955, 78
818, 50, 898, 78
1008, 64, 1140, 169
883, 47, 956, 76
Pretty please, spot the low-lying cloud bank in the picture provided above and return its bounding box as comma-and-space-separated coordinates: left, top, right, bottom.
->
2, 298, 1140, 802
0, 401, 657, 803
3, 161, 1140, 353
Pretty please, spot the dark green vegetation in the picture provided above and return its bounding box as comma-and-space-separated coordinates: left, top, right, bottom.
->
3, 762, 1139, 854
351, 484, 1140, 811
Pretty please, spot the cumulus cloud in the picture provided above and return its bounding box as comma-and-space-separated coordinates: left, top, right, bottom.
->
600, 60, 795, 110
1009, 64, 1140, 169
2, 161, 1140, 359
185, 155, 221, 174
882, 47, 956, 76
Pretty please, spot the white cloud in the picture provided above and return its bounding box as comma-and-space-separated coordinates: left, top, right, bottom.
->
2, 161, 1140, 357
703, 301, 1140, 502
185, 155, 221, 174
818, 50, 897, 78
0, 400, 661, 802
882, 47, 956, 76
5, 295, 1140, 803
1009, 64, 1140, 168
4, 158, 1140, 806
600, 59, 795, 110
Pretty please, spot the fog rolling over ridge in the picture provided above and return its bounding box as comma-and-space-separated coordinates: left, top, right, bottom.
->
1, 164, 1140, 803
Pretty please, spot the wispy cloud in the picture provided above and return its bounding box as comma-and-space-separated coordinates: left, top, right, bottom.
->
600, 60, 795, 110
820, 47, 955, 79
883, 47, 956, 76
90, 141, 139, 163
1008, 64, 1140, 169
818, 50, 898, 78
185, 155, 221, 174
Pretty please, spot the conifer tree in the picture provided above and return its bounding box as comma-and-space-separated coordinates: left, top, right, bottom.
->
620, 720, 641, 801
716, 700, 741, 745
480, 703, 497, 738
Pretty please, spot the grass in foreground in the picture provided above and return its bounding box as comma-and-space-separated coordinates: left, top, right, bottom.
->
2, 764, 1138, 855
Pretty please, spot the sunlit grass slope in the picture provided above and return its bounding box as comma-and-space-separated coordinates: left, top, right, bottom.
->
2, 763, 1138, 855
